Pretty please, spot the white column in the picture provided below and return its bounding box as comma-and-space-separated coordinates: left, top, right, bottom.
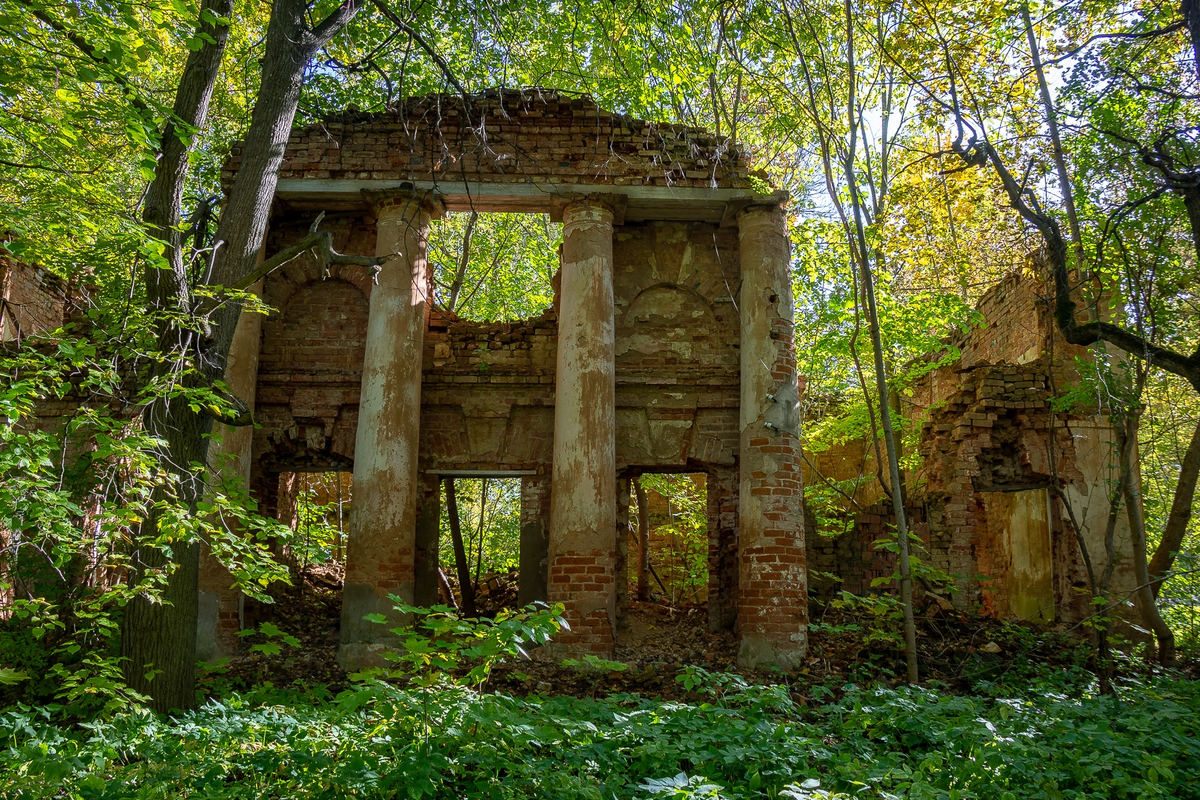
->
736, 204, 808, 669
339, 190, 439, 668
547, 199, 617, 656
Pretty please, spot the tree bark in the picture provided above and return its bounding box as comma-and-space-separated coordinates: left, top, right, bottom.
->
1150, 417, 1200, 597
120, 0, 235, 713
1184, 0, 1200, 81
204, 0, 361, 370
121, 0, 362, 712
446, 210, 478, 312
437, 568, 458, 610
1121, 416, 1177, 665
635, 477, 651, 602
473, 478, 488, 596
444, 478, 477, 617
843, 0, 918, 684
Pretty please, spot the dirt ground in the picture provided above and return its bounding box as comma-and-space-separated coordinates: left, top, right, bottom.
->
204, 565, 1139, 702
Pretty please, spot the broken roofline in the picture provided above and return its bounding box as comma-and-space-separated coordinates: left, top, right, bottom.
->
222, 90, 785, 222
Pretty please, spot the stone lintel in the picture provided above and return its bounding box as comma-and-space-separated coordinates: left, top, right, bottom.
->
277, 179, 778, 223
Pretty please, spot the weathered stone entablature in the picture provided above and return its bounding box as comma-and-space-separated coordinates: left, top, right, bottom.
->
202, 91, 808, 671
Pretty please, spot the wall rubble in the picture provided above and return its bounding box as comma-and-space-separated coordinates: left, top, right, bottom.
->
807, 271, 1136, 624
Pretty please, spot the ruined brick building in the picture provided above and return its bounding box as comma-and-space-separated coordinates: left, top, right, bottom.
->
805, 272, 1139, 625
3, 90, 1137, 670
202, 91, 807, 669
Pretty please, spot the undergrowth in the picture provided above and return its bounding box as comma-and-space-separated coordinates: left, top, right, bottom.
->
2, 668, 1198, 799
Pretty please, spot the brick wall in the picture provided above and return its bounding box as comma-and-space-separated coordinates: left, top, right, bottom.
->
1, 257, 65, 341
225, 90, 755, 191
252, 217, 744, 478
808, 270, 1129, 623
248, 209, 749, 648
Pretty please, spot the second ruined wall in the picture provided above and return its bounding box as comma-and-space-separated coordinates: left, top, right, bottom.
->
806, 272, 1138, 624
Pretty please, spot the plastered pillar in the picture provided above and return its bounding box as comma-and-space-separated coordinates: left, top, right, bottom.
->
736, 204, 808, 669
547, 200, 617, 656
339, 190, 439, 668
197, 280, 263, 662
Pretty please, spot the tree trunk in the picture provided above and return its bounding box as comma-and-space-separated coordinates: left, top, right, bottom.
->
1184, 0, 1200, 81
446, 210, 478, 312
635, 477, 651, 602
1150, 417, 1200, 597
842, 0, 918, 683
120, 0, 234, 713
437, 568, 458, 610
444, 478, 477, 617
122, 0, 362, 712
473, 478, 488, 596
205, 0, 361, 367
1121, 415, 1177, 665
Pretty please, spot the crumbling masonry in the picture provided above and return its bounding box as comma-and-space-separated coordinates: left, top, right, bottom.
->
804, 272, 1139, 624
202, 91, 809, 669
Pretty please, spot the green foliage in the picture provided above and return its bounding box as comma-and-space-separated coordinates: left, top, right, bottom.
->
428, 212, 560, 322
560, 654, 628, 673
359, 599, 567, 691
0, 336, 295, 713
636, 474, 708, 604
237, 623, 302, 658
3, 670, 1199, 799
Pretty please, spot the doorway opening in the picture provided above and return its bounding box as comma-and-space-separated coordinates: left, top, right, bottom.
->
627, 473, 709, 609
273, 470, 352, 577
292, 471, 353, 568
435, 474, 524, 616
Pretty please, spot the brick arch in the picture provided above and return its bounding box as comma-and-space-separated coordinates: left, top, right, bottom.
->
613, 221, 739, 305
616, 282, 731, 371
619, 282, 718, 326
253, 276, 369, 484
261, 257, 376, 314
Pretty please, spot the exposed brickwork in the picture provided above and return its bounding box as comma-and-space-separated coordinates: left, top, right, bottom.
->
809, 272, 1133, 624
548, 550, 616, 655
216, 94, 805, 664
247, 213, 748, 655
225, 91, 755, 191
252, 217, 377, 483
1, 257, 65, 340
706, 466, 739, 631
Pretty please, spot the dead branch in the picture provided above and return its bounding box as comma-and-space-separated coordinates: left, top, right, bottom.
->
231, 212, 381, 291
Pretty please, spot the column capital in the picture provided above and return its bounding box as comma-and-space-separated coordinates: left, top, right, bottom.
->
363, 185, 445, 220
735, 202, 786, 235
562, 197, 616, 228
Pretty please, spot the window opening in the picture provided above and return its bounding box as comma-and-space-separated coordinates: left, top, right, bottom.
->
427, 211, 561, 322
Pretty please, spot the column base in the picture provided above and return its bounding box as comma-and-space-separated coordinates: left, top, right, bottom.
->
737, 631, 808, 671
338, 582, 411, 670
